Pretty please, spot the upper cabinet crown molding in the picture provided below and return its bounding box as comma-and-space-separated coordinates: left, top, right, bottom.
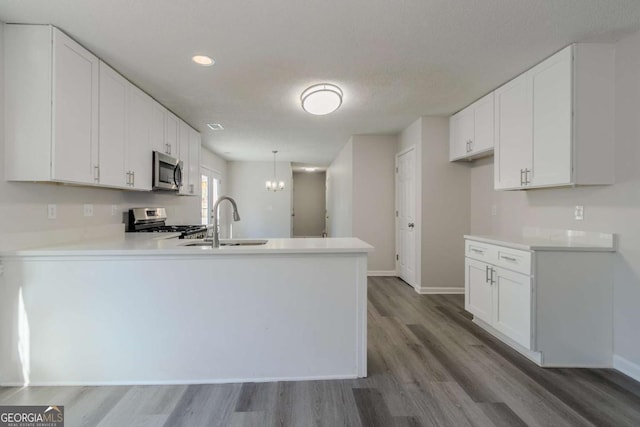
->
494, 44, 615, 190
449, 92, 495, 161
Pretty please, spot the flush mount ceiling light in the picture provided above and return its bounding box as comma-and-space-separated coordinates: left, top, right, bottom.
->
207, 123, 224, 131
304, 167, 317, 172
265, 150, 285, 192
192, 55, 215, 66
301, 83, 343, 115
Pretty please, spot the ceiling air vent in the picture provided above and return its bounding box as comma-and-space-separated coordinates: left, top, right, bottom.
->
207, 123, 224, 131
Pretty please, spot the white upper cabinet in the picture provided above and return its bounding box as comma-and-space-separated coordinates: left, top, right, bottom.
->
494, 44, 615, 190
188, 127, 201, 195
165, 112, 179, 157
494, 72, 533, 189
5, 24, 200, 193
175, 120, 201, 196
125, 85, 153, 191
5, 25, 99, 185
150, 101, 167, 156
177, 120, 190, 195
98, 61, 127, 188
449, 92, 494, 161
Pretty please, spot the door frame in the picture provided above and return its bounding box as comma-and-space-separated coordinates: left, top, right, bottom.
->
395, 145, 420, 290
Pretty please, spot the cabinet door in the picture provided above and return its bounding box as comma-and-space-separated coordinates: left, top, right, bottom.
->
51, 28, 99, 184
449, 108, 474, 160
166, 112, 179, 156
494, 72, 532, 190
149, 101, 166, 155
98, 61, 127, 188
188, 128, 201, 195
126, 85, 153, 190
531, 46, 573, 187
177, 120, 191, 194
492, 267, 532, 349
472, 92, 494, 153
465, 258, 493, 324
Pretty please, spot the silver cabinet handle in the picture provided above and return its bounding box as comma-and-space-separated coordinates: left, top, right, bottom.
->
471, 248, 484, 254
525, 169, 531, 185
501, 255, 518, 262
485, 265, 490, 283
126, 171, 130, 185
490, 267, 496, 284
94, 165, 100, 182
520, 169, 524, 186
132, 171, 135, 187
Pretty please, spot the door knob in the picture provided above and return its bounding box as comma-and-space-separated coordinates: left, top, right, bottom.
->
408, 222, 415, 228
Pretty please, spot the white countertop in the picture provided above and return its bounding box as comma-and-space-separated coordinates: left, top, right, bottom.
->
0, 234, 374, 257
465, 227, 615, 252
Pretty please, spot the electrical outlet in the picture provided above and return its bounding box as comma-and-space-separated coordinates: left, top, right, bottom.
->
574, 205, 584, 221
491, 205, 497, 216
111, 205, 118, 216
47, 204, 57, 220
83, 204, 94, 217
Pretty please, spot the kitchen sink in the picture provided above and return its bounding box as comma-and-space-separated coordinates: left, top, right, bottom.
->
182, 239, 268, 247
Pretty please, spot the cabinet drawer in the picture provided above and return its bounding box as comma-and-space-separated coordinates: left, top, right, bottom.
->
465, 240, 497, 262
495, 247, 531, 275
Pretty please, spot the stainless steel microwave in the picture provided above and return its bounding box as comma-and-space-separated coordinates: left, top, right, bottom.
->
152, 151, 183, 191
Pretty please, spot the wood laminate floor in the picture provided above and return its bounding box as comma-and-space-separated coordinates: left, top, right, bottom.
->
2, 277, 640, 426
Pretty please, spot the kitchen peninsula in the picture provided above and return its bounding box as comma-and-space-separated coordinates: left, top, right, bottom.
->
0, 233, 372, 386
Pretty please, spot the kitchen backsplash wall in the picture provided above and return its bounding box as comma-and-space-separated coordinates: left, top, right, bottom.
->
470, 29, 640, 370
0, 22, 224, 242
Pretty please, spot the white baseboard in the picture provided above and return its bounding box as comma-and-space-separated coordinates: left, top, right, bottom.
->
613, 354, 640, 382
416, 286, 464, 295
368, 270, 397, 277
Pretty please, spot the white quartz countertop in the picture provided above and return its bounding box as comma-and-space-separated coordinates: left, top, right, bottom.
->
0, 234, 374, 257
465, 228, 615, 252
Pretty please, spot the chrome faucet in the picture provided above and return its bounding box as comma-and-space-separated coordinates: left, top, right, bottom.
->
211, 196, 241, 248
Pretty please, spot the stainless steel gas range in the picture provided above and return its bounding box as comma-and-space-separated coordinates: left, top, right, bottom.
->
127, 207, 209, 239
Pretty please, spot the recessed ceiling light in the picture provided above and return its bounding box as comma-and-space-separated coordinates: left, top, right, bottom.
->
301, 83, 343, 115
304, 167, 317, 172
207, 123, 224, 130
192, 55, 215, 66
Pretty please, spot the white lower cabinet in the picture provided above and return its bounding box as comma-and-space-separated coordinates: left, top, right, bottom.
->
492, 267, 531, 349
465, 237, 613, 367
465, 258, 493, 324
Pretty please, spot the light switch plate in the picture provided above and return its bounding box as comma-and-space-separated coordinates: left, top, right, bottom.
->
574, 205, 584, 221
84, 204, 94, 217
47, 204, 57, 220
111, 205, 118, 216
491, 205, 497, 216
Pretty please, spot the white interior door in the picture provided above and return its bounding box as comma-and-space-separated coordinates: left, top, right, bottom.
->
396, 147, 417, 288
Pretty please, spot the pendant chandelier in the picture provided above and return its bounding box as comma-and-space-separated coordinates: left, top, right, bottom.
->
265, 150, 285, 192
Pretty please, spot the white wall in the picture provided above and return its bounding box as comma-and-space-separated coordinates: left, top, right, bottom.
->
227, 161, 292, 238
326, 139, 353, 238
0, 23, 227, 249
292, 171, 326, 237
421, 118, 470, 290
469, 30, 640, 371
352, 135, 397, 273
398, 117, 470, 292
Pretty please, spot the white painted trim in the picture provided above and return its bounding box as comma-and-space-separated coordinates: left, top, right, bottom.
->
368, 270, 396, 276
613, 354, 640, 382
0, 373, 360, 387
416, 286, 464, 295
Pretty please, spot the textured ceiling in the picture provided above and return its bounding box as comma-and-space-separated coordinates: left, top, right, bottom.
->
1, 1, 640, 165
